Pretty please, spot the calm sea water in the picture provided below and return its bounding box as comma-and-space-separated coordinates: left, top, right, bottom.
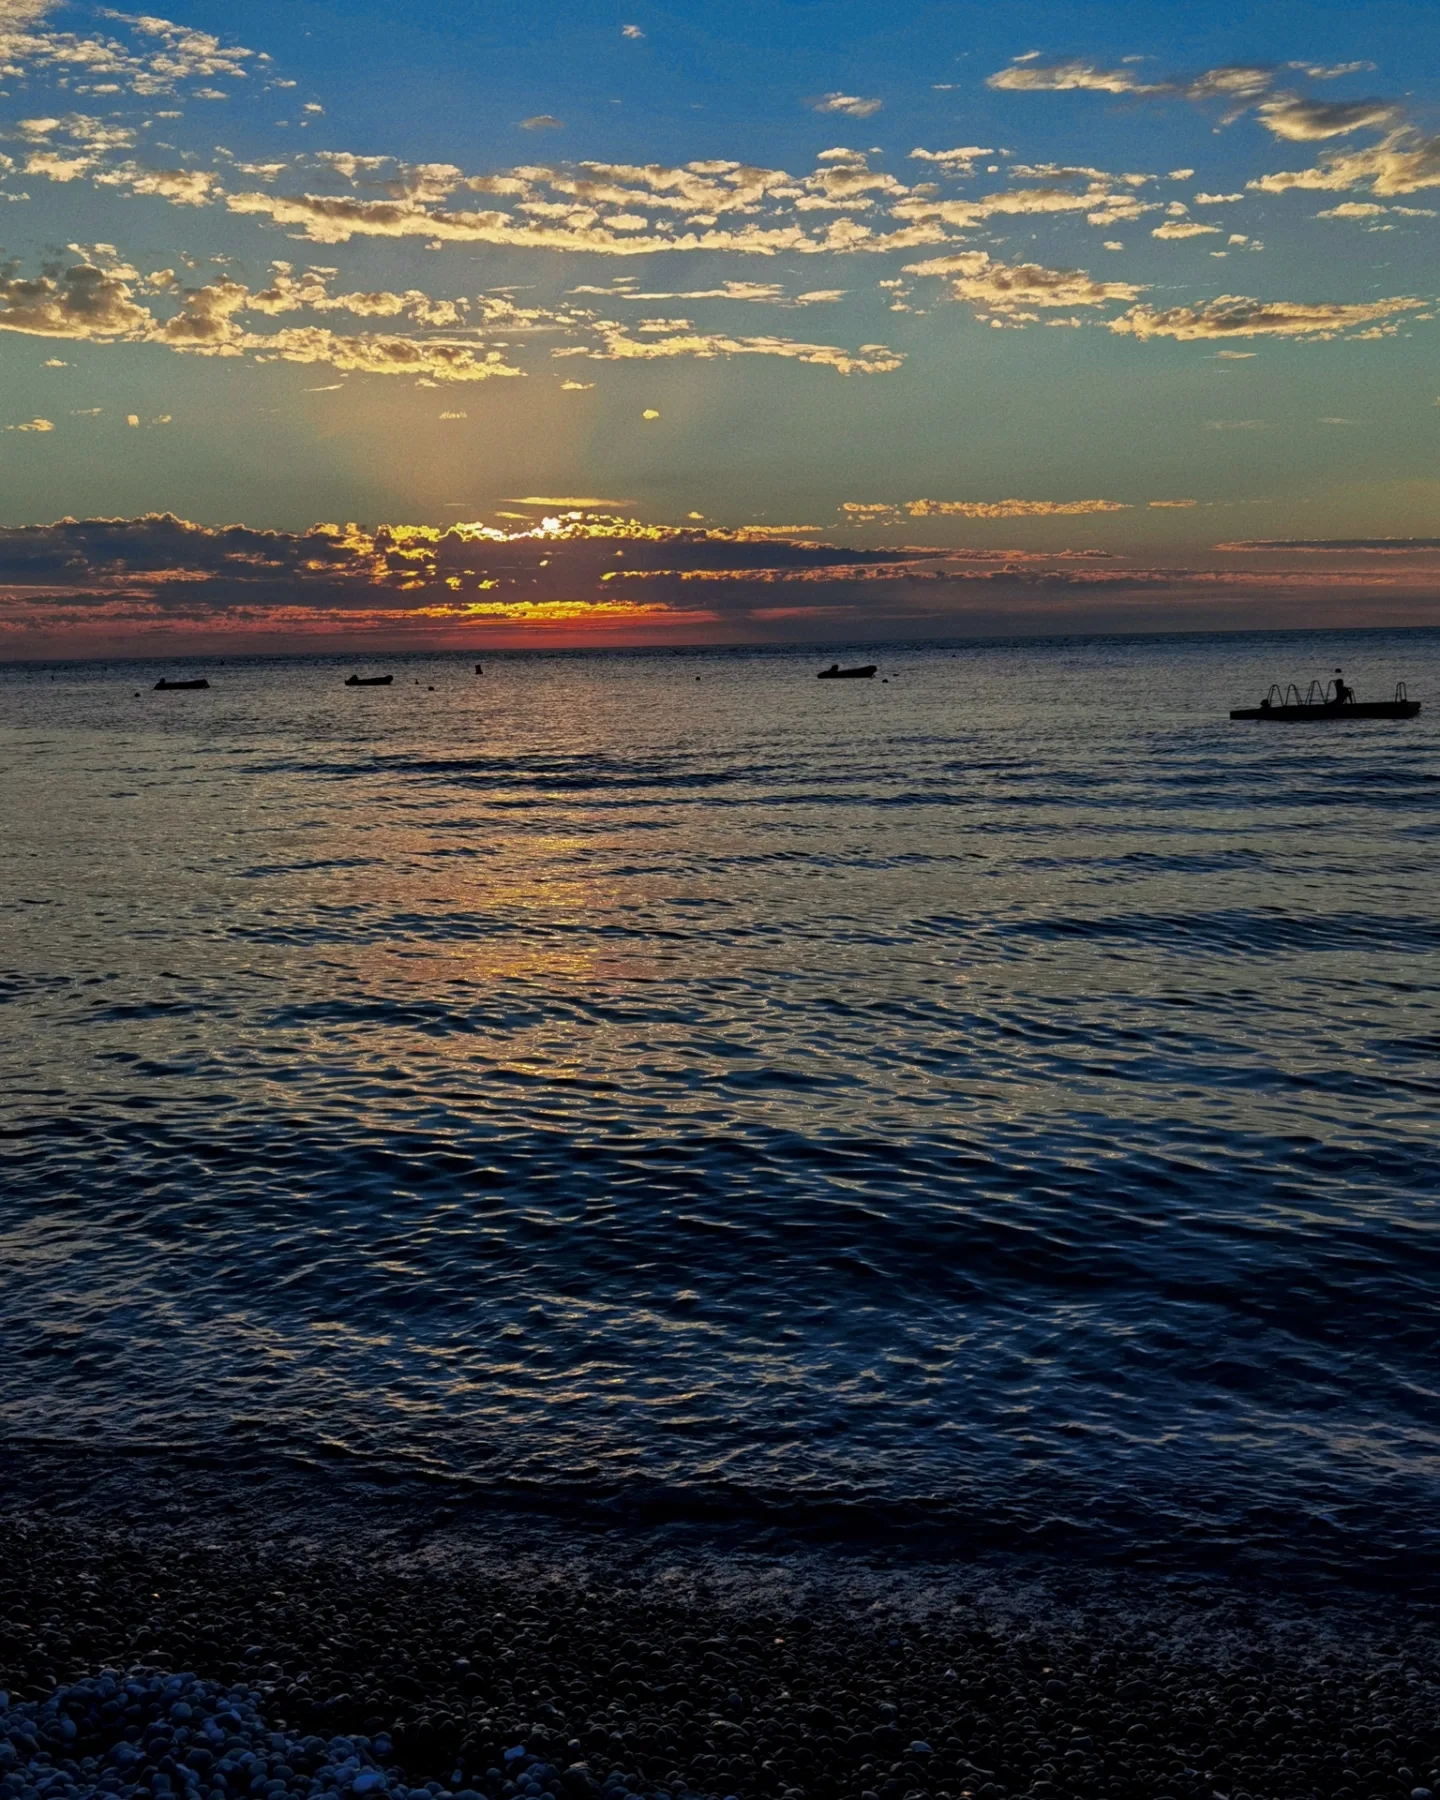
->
1, 631, 1437, 1582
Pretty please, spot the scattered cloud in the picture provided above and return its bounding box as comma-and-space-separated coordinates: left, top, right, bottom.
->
1151, 219, 1222, 239
842, 498, 1131, 519
1149, 499, 1197, 508
158, 275, 249, 350
507, 496, 634, 507
813, 93, 882, 118
258, 326, 522, 382
909, 145, 993, 174
1218, 537, 1440, 552
569, 324, 902, 373
5, 416, 55, 432
1250, 129, 1440, 196
1183, 66, 1280, 105
111, 165, 221, 205
0, 254, 907, 385
642, 408, 660, 418
1, 5, 1437, 557
221, 170, 918, 253
25, 149, 94, 181
905, 249, 1143, 316
0, 262, 152, 339
1111, 293, 1426, 341
985, 52, 1438, 209
569, 279, 817, 304
1255, 95, 1398, 141
0, 8, 256, 100
987, 59, 1166, 96
1316, 199, 1436, 220
1290, 62, 1376, 81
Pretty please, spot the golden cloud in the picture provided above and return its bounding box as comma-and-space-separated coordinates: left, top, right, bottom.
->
570, 325, 902, 373
118, 165, 220, 205
1151, 219, 1223, 239
904, 499, 1129, 518
1255, 95, 1399, 141
158, 276, 249, 351
1110, 292, 1426, 340
224, 186, 843, 254
25, 149, 92, 181
904, 249, 1143, 314
987, 60, 1166, 95
908, 145, 994, 171
1250, 129, 1440, 196
0, 262, 152, 337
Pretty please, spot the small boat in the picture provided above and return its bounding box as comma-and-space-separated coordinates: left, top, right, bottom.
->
474, 663, 484, 675
153, 677, 209, 691
345, 674, 393, 687
817, 663, 877, 680
1231, 675, 1420, 722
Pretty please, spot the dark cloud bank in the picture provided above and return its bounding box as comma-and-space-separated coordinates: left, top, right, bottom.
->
1, 512, 1437, 657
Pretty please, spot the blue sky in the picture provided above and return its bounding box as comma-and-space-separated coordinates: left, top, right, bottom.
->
2, 0, 1439, 651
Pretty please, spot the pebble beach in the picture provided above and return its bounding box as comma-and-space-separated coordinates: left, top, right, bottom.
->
4, 1456, 1440, 1800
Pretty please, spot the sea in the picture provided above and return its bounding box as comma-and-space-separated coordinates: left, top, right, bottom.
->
2, 629, 1437, 1591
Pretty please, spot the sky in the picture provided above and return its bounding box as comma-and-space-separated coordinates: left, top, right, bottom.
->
2, 0, 1439, 655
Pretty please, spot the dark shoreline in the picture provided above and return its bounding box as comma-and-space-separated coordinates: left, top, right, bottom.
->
5, 1454, 1440, 1800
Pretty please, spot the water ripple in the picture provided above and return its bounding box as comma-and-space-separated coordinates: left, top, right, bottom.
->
1, 630, 1437, 1581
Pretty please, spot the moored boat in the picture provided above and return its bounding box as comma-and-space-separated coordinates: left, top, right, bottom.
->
1231, 676, 1419, 722
344, 674, 393, 687
153, 677, 210, 690
817, 663, 877, 680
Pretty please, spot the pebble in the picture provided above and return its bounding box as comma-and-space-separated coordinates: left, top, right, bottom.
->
0, 1675, 411, 1800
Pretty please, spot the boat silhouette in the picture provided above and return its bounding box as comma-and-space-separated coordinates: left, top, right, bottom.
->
817, 663, 877, 680
1231, 674, 1419, 722
153, 678, 209, 691
344, 674, 393, 687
